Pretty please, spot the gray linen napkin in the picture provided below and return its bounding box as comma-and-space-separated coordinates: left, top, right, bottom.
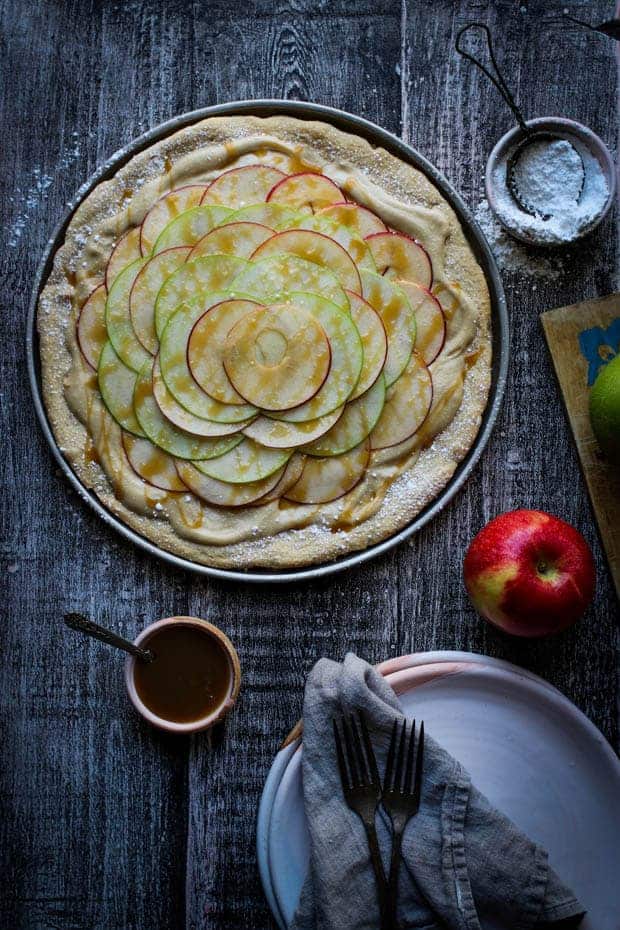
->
291, 654, 585, 930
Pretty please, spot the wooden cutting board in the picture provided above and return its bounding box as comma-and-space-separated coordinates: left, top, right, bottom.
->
541, 294, 620, 599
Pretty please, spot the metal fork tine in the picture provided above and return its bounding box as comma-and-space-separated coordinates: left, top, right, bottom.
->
404, 718, 416, 792
412, 720, 425, 810
349, 715, 370, 786
342, 714, 361, 786
358, 713, 381, 788
394, 718, 407, 793
333, 718, 351, 790
384, 718, 398, 792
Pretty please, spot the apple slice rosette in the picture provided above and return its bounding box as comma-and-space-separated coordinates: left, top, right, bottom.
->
284, 439, 370, 504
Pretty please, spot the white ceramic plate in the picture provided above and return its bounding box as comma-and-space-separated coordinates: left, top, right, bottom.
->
257, 651, 620, 929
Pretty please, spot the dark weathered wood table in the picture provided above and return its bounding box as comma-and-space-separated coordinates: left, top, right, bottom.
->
1, 2, 617, 927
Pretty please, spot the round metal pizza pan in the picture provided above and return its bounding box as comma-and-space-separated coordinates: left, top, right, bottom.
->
27, 100, 509, 584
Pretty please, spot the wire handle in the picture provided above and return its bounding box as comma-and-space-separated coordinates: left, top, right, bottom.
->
455, 23, 529, 133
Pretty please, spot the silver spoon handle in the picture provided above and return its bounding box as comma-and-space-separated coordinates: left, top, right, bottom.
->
64, 613, 154, 662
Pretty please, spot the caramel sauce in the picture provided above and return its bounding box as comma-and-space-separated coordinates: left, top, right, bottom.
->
84, 438, 99, 466
65, 269, 77, 288
121, 188, 134, 202
134, 624, 232, 724
164, 156, 173, 174
465, 346, 483, 369
287, 147, 322, 176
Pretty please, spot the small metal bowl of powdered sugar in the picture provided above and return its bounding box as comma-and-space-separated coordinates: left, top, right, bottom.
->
486, 116, 615, 246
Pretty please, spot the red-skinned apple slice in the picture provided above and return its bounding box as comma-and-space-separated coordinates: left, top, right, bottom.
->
253, 454, 306, 504
175, 460, 285, 508
295, 212, 376, 270
304, 376, 385, 457
284, 439, 370, 504
396, 280, 446, 365
360, 269, 415, 387
122, 432, 187, 492
188, 222, 274, 261
223, 304, 332, 412
370, 351, 432, 450
129, 246, 191, 355
194, 437, 292, 484
200, 165, 286, 208
243, 406, 343, 449
187, 298, 263, 405
346, 290, 387, 400
250, 229, 361, 294
140, 185, 207, 255
77, 284, 107, 369
266, 172, 343, 213
318, 202, 387, 238
106, 226, 142, 291
365, 231, 433, 289
152, 357, 249, 438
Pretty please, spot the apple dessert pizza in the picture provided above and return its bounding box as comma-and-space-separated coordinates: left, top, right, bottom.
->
38, 115, 491, 570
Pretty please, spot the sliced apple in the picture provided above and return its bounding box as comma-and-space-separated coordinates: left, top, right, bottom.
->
98, 340, 145, 437
175, 460, 285, 508
270, 292, 363, 422
154, 254, 250, 339
134, 361, 243, 460
122, 432, 187, 492
250, 229, 361, 294
347, 290, 387, 400
140, 185, 207, 255
318, 202, 387, 239
129, 246, 191, 355
304, 376, 385, 457
194, 437, 291, 483
152, 357, 249, 437
255, 453, 306, 504
396, 280, 446, 366
106, 226, 142, 291
243, 406, 343, 449
295, 212, 376, 271
232, 254, 349, 313
159, 294, 257, 423
360, 269, 415, 387
223, 304, 331, 411
369, 351, 433, 450
187, 298, 263, 405
200, 165, 286, 209
284, 439, 370, 504
266, 172, 343, 213
228, 202, 303, 230
105, 258, 151, 372
365, 231, 432, 289
188, 222, 274, 262
77, 284, 107, 369
152, 204, 232, 254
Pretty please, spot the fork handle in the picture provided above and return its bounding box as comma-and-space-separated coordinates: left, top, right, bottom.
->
386, 827, 404, 930
363, 822, 390, 929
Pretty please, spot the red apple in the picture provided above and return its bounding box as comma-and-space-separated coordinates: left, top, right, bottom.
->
463, 509, 595, 637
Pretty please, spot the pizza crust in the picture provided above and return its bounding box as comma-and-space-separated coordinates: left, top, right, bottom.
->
37, 115, 491, 571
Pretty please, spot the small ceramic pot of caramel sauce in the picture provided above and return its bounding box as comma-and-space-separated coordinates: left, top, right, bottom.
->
125, 616, 241, 734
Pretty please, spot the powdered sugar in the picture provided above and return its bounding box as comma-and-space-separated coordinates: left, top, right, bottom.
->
474, 199, 565, 279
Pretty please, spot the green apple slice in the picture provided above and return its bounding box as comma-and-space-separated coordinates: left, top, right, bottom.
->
223, 304, 331, 411
152, 204, 232, 254
396, 280, 446, 366
304, 376, 385, 457
175, 460, 285, 507
194, 437, 291, 483
106, 226, 142, 291
187, 298, 263, 405
255, 453, 306, 504
140, 185, 207, 254
269, 292, 363, 422
347, 290, 387, 400
370, 351, 433, 450
295, 213, 376, 271
318, 202, 388, 238
159, 293, 257, 422
243, 406, 343, 449
228, 202, 303, 229
134, 361, 243, 460
251, 229, 362, 294
232, 254, 349, 313
105, 258, 151, 372
201, 165, 287, 208
365, 231, 433, 289
130, 246, 191, 355
266, 172, 343, 212
188, 222, 274, 261
98, 340, 145, 437
77, 284, 107, 369
284, 439, 370, 504
360, 269, 415, 387
154, 254, 250, 339
152, 357, 249, 437
122, 432, 187, 492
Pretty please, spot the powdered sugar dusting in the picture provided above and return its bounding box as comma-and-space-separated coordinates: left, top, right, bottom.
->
474, 199, 565, 279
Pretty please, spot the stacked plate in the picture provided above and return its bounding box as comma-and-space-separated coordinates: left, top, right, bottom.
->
257, 651, 620, 929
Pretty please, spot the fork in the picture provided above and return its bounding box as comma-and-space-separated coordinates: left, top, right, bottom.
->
382, 718, 425, 930
333, 713, 389, 928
